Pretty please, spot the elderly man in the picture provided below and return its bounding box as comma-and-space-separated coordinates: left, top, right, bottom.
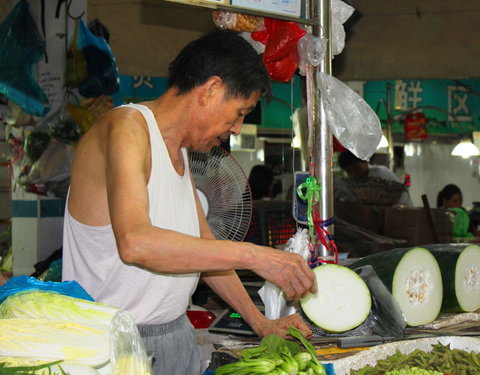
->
62, 29, 316, 375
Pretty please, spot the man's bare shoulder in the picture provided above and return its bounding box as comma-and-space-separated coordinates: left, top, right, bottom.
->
98, 105, 149, 132
68, 106, 151, 224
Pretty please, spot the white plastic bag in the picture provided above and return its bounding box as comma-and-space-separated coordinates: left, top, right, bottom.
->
27, 140, 73, 183
258, 228, 310, 320
332, 0, 355, 56
317, 72, 382, 160
297, 33, 327, 76
331, 17, 346, 56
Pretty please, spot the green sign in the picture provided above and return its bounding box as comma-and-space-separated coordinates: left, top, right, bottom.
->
363, 79, 480, 134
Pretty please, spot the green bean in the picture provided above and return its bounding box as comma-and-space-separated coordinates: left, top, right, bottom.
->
471, 351, 480, 367
349, 342, 480, 375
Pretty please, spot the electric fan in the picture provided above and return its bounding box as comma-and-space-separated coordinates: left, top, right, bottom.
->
188, 147, 252, 241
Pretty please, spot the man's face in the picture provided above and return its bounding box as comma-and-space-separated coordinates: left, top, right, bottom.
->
194, 88, 261, 152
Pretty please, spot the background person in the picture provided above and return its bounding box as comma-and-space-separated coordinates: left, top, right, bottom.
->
248, 164, 275, 200
437, 184, 476, 238
337, 150, 413, 206
62, 30, 316, 375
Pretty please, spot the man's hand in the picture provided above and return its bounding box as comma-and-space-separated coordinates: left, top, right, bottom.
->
250, 313, 312, 339
250, 246, 317, 301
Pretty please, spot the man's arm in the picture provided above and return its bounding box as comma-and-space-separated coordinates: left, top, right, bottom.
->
192, 179, 312, 338
104, 113, 315, 300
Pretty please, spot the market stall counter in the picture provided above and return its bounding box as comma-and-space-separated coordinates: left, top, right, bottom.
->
200, 243, 480, 375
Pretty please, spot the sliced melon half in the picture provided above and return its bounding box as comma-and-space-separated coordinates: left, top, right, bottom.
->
391, 247, 443, 326
350, 247, 443, 327
455, 244, 480, 311
300, 264, 371, 333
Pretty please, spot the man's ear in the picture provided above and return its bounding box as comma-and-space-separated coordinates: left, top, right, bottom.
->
199, 76, 224, 105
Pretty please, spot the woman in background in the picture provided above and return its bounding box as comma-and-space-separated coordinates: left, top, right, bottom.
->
437, 184, 463, 209
437, 184, 476, 238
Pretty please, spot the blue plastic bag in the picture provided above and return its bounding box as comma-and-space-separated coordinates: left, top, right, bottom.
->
0, 275, 94, 304
0, 0, 50, 116
78, 19, 120, 98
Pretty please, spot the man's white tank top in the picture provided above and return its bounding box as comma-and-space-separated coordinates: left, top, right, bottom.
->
62, 103, 200, 325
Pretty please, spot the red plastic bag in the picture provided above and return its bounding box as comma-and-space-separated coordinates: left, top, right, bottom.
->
251, 18, 306, 82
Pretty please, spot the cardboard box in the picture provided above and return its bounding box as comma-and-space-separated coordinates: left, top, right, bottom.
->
384, 206, 453, 246
335, 201, 387, 235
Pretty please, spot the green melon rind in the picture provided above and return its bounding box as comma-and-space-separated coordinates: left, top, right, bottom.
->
300, 264, 371, 333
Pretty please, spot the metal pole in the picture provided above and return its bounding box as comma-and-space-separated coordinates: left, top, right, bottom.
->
386, 83, 395, 171
306, 0, 333, 258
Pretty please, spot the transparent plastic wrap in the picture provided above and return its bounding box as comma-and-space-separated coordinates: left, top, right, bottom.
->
0, 287, 152, 374
297, 33, 327, 76
110, 310, 152, 374
331, 0, 355, 56
24, 130, 51, 163
317, 72, 382, 160
24, 140, 73, 183
40, 105, 82, 144
212, 10, 264, 32
353, 265, 407, 337
258, 228, 310, 319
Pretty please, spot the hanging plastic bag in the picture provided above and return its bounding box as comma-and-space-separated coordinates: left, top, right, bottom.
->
297, 33, 327, 76
67, 95, 114, 134
65, 19, 88, 88
212, 10, 263, 32
27, 140, 74, 184
78, 19, 120, 98
0, 275, 94, 304
39, 105, 82, 143
258, 228, 310, 319
251, 18, 306, 82
317, 72, 382, 160
24, 130, 51, 163
331, 0, 355, 56
0, 0, 50, 116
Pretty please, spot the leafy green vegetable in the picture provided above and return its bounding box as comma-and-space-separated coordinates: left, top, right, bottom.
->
0, 318, 110, 368
294, 352, 312, 371
215, 357, 277, 375
287, 326, 320, 366
279, 351, 299, 375
0, 360, 66, 374
214, 326, 324, 375
307, 362, 326, 375
0, 290, 118, 325
242, 345, 268, 360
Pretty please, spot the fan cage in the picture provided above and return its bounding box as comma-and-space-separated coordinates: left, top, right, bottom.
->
188, 147, 252, 242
